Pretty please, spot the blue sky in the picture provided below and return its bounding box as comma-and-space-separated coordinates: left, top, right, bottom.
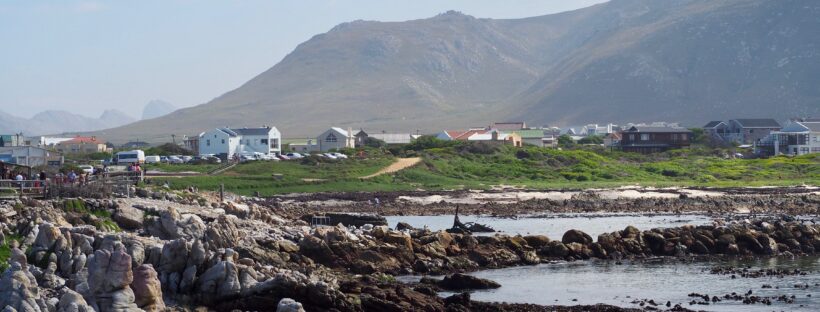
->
0, 0, 606, 119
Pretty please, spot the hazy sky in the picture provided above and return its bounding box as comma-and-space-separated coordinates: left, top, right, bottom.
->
0, 0, 606, 119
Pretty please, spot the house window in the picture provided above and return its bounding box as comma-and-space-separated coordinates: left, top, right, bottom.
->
629, 134, 635, 141
261, 139, 268, 145
326, 133, 337, 143
640, 134, 650, 141
221, 139, 225, 144
271, 139, 278, 148
206, 139, 211, 146
671, 134, 678, 141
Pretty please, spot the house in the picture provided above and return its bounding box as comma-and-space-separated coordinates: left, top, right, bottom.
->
182, 136, 199, 153
580, 123, 619, 136
0, 134, 23, 147
760, 121, 820, 156
435, 129, 488, 141
198, 126, 281, 159
0, 146, 63, 167
54, 136, 109, 154
467, 130, 523, 147
603, 132, 622, 147
490, 122, 526, 131
619, 126, 692, 154
317, 127, 355, 152
704, 119, 781, 144
508, 129, 556, 148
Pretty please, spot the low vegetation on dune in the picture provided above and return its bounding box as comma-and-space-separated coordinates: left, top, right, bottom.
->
161, 140, 820, 196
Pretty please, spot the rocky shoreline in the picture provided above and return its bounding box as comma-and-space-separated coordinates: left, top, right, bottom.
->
1, 187, 818, 311
266, 187, 820, 217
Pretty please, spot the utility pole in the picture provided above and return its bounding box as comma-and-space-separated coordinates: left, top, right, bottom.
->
171, 134, 176, 145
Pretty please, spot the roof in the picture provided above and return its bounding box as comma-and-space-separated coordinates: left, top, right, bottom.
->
624, 126, 692, 133
369, 133, 413, 144
802, 122, 820, 132
60, 136, 103, 144
217, 128, 238, 137
230, 127, 275, 136
606, 132, 622, 139
444, 130, 466, 139
455, 129, 487, 140
330, 127, 351, 137
703, 121, 725, 128
732, 119, 781, 128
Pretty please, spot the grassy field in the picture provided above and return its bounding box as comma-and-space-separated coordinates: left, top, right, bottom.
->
160, 144, 820, 196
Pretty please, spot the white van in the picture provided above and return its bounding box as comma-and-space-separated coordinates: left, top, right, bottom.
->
144, 155, 161, 164
116, 150, 145, 164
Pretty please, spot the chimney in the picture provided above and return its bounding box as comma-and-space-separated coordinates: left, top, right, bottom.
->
491, 130, 498, 141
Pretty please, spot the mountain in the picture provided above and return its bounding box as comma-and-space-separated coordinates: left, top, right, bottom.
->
142, 100, 176, 120
0, 109, 136, 136
92, 0, 820, 143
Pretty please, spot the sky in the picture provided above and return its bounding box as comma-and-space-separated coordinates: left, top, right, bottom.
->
0, 0, 607, 119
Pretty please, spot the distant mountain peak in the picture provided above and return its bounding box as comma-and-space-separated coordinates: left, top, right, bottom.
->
142, 99, 176, 120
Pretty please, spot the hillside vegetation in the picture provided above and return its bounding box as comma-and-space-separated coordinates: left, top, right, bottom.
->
162, 143, 820, 196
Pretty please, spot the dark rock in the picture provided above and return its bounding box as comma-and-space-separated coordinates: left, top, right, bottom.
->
438, 273, 500, 290
562, 229, 593, 245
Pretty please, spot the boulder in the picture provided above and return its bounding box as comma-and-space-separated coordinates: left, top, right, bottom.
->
383, 231, 413, 251
542, 241, 570, 258
57, 290, 94, 312
112, 206, 144, 231
0, 260, 48, 312
523, 235, 550, 248
561, 229, 593, 245
437, 273, 500, 290
131, 264, 165, 312
276, 298, 306, 312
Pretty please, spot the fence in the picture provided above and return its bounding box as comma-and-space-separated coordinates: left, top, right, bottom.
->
0, 171, 144, 200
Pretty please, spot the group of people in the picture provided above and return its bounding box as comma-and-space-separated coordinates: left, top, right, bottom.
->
127, 163, 142, 173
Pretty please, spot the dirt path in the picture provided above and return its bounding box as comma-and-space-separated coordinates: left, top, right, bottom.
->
361, 157, 422, 179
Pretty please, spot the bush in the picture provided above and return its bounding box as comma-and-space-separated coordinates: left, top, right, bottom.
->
557, 135, 575, 148
578, 135, 604, 145
144, 143, 193, 156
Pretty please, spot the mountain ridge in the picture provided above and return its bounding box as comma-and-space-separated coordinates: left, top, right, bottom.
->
87, 0, 820, 143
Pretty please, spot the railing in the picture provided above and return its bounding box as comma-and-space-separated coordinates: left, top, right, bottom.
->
0, 180, 47, 199
0, 171, 144, 200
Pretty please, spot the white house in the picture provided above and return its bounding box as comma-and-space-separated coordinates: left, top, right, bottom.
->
764, 121, 820, 156
317, 127, 355, 152
198, 126, 281, 159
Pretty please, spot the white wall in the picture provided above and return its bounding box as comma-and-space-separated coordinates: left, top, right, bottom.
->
317, 129, 352, 152
199, 129, 235, 157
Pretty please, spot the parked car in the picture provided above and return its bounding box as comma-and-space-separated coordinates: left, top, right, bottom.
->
329, 152, 348, 159
285, 152, 304, 159
168, 156, 184, 164
145, 155, 161, 164
78, 165, 94, 174
277, 154, 290, 160
181, 156, 193, 163
159, 156, 169, 163
322, 153, 338, 159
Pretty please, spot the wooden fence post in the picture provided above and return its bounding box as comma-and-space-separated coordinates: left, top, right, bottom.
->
219, 184, 224, 202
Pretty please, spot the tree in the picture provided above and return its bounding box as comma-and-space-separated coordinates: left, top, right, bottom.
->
578, 135, 604, 145
557, 134, 576, 148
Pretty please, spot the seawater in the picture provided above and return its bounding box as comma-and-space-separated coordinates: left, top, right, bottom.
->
443, 257, 820, 311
